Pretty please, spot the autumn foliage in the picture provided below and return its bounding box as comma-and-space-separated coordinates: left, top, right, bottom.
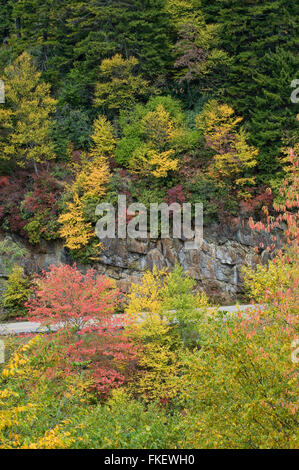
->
196, 100, 258, 197
1, 150, 298, 447
182, 148, 298, 448
0, 52, 56, 173
26, 264, 138, 396
0, 169, 62, 243
0, 0, 298, 450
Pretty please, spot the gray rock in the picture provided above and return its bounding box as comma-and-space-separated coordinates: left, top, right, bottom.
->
0, 218, 277, 303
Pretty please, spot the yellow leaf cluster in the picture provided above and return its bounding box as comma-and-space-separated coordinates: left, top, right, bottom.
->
210, 130, 258, 186
0, 336, 91, 448
59, 116, 113, 253
0, 52, 56, 168
130, 147, 178, 178
94, 54, 149, 111
23, 425, 73, 449
58, 194, 95, 250
141, 105, 179, 149
125, 267, 167, 318
128, 104, 179, 178
149, 149, 178, 178
166, 0, 204, 27
243, 250, 299, 307
128, 341, 181, 402
196, 100, 243, 140
90, 115, 116, 158
125, 267, 184, 401
71, 156, 111, 199
196, 100, 258, 194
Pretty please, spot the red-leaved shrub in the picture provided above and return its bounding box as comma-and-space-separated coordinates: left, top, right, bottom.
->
27, 264, 138, 396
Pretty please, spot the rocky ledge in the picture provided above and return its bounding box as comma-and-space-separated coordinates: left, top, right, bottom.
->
0, 219, 281, 303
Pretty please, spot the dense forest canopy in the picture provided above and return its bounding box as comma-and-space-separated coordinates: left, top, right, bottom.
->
0, 0, 298, 262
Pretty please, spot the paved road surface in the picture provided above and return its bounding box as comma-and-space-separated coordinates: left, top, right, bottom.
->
0, 304, 263, 336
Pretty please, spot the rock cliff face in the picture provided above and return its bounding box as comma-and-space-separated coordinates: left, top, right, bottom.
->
0, 219, 279, 303
92, 220, 276, 302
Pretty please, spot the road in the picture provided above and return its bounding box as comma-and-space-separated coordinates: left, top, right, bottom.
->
0, 304, 262, 336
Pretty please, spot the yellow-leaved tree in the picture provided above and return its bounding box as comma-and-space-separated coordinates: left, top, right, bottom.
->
196, 100, 258, 197
0, 52, 57, 174
125, 267, 181, 402
129, 104, 179, 178
58, 193, 95, 251
58, 116, 113, 258
70, 155, 111, 200
94, 54, 150, 114
89, 115, 116, 159
125, 265, 210, 402
140, 104, 179, 150
129, 146, 177, 178
0, 335, 91, 448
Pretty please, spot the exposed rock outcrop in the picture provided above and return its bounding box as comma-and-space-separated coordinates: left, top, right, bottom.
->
0, 219, 281, 303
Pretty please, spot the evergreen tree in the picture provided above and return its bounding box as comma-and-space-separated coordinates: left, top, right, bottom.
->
11, 0, 73, 84
2, 1, 174, 107
0, 0, 13, 44
68, 0, 173, 83
202, 0, 299, 181
250, 47, 299, 176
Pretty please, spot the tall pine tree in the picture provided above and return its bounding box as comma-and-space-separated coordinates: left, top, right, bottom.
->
202, 0, 299, 181
68, 0, 173, 83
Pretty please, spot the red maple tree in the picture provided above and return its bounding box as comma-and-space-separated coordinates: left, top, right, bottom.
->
27, 264, 138, 395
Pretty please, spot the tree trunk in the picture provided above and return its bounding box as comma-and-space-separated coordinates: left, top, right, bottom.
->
33, 160, 39, 176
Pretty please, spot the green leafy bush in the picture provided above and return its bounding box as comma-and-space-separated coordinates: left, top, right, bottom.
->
72, 389, 188, 449
0, 335, 92, 448
1, 266, 31, 318
0, 240, 29, 275
115, 136, 143, 166
52, 105, 92, 157
115, 95, 194, 168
